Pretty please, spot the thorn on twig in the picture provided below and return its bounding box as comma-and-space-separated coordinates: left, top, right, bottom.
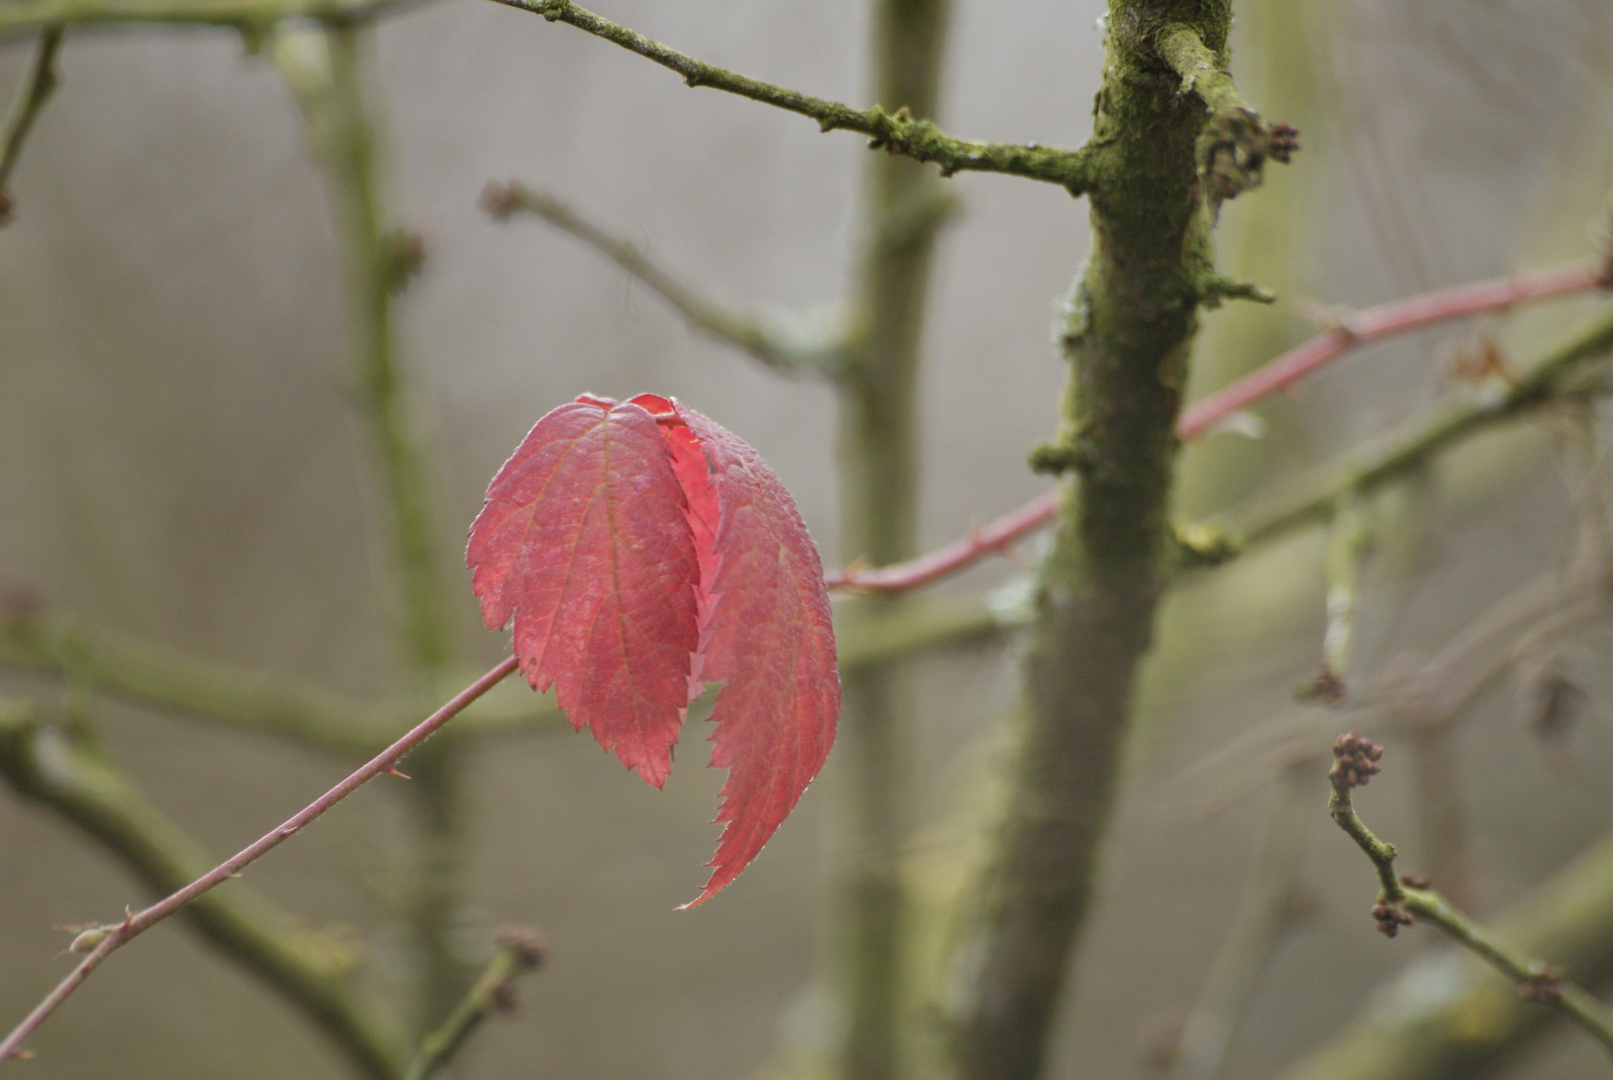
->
383, 765, 411, 779
1329, 730, 1383, 792
0, 581, 43, 629
1134, 1011, 1185, 1071
1299, 666, 1347, 705
1519, 961, 1564, 1004
478, 180, 521, 221
381, 229, 427, 294
1446, 334, 1516, 385
1519, 656, 1585, 745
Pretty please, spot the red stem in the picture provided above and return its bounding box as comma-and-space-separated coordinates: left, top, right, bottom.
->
0, 653, 521, 1066
827, 258, 1610, 594
1177, 258, 1608, 441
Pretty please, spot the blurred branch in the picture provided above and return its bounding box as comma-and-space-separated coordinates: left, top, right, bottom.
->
828, 0, 955, 1074
1316, 498, 1372, 697
0, 655, 519, 1066
0, 595, 1002, 754
406, 927, 546, 1080
0, 0, 406, 37
1178, 258, 1610, 441
1278, 817, 1613, 1080
1326, 732, 1613, 1056
0, 697, 406, 1079
1, 610, 409, 754
1170, 760, 1312, 1080
0, 25, 62, 224
1228, 307, 1613, 553
480, 181, 854, 378
274, 25, 453, 678
822, 265, 1613, 597
483, 0, 1096, 194
276, 23, 471, 1024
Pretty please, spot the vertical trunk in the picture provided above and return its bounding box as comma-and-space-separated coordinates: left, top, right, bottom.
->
946, 5, 1236, 1079
833, 3, 952, 1079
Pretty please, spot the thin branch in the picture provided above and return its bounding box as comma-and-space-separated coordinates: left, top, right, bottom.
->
1171, 761, 1312, 1080
481, 181, 850, 378
1154, 23, 1297, 208
826, 262, 1612, 595
406, 927, 546, 1080
0, 608, 564, 752
0, 699, 405, 1079
826, 492, 1058, 593
1228, 305, 1613, 552
1327, 732, 1613, 1057
0, 654, 519, 1065
0, 0, 407, 37
483, 0, 1097, 194
1316, 499, 1372, 698
0, 25, 63, 223
1178, 258, 1611, 441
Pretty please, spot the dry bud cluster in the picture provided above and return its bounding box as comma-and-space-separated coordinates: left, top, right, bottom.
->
1329, 730, 1383, 791
1368, 900, 1414, 939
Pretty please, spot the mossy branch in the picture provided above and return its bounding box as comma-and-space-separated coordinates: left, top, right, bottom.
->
0, 656, 519, 1066
1225, 307, 1613, 555
0, 0, 405, 38
0, 698, 407, 1079
944, 5, 1262, 1079
1154, 22, 1297, 208
481, 181, 851, 378
483, 0, 1096, 194
406, 927, 546, 1080
1327, 732, 1613, 1058
0, 608, 565, 753
0, 25, 63, 224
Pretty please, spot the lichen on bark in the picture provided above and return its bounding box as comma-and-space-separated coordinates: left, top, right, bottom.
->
943, 6, 1285, 1080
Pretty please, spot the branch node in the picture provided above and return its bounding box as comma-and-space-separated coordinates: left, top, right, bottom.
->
1027, 441, 1086, 476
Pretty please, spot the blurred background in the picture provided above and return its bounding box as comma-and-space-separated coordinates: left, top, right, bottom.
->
3, 1, 1613, 1078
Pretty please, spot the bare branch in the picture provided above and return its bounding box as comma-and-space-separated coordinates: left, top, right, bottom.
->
0, 699, 405, 1079
0, 0, 406, 37
1327, 732, 1613, 1057
822, 263, 1613, 597
407, 927, 546, 1080
0, 606, 564, 751
1228, 306, 1613, 552
1154, 23, 1298, 207
0, 26, 63, 223
483, 0, 1097, 194
1171, 762, 1312, 1080
481, 181, 851, 378
1179, 259, 1611, 441
0, 655, 519, 1064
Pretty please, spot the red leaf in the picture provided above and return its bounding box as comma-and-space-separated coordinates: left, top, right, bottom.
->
466, 396, 700, 788
663, 401, 840, 908
468, 392, 839, 903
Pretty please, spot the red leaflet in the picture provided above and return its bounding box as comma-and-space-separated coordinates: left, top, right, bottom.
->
466, 393, 840, 904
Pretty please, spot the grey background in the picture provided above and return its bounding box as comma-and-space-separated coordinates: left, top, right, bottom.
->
3, 1, 1613, 1078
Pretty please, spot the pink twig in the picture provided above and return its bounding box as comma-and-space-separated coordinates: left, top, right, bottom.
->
1177, 258, 1609, 441
828, 258, 1610, 594
824, 491, 1060, 594
0, 654, 521, 1066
